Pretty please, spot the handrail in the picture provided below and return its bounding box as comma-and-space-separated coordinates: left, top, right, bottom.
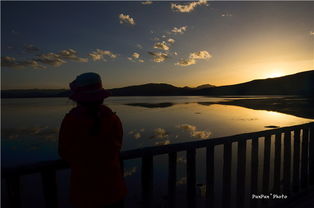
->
2, 121, 314, 208
2, 122, 314, 178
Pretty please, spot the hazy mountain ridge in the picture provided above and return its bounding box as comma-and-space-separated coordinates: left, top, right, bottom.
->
1, 70, 313, 98
194, 70, 314, 96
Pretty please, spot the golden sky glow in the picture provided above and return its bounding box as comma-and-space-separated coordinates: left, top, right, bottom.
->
1, 1, 313, 89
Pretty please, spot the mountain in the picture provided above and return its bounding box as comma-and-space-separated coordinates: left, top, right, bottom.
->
195, 84, 215, 89
1, 89, 68, 98
1, 70, 313, 98
109, 83, 190, 96
195, 70, 314, 96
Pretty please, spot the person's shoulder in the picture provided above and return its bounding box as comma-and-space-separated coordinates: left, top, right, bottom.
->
67, 106, 84, 116
100, 105, 122, 121
99, 105, 115, 116
63, 106, 87, 121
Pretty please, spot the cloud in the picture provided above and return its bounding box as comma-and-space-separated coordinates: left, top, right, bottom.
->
34, 49, 88, 67
153, 128, 168, 139
171, 26, 188, 34
167, 38, 175, 44
153, 41, 170, 51
132, 52, 140, 59
141, 1, 153, 5
1, 56, 19, 68
58, 49, 88, 62
136, 44, 143, 49
175, 50, 212, 67
175, 58, 196, 66
171, 0, 208, 13
2, 48, 88, 69
23, 44, 40, 53
221, 12, 232, 17
89, 49, 118, 61
34, 53, 66, 66
128, 52, 144, 63
148, 51, 168, 62
18, 60, 46, 69
119, 13, 136, 25
189, 50, 212, 59
1, 56, 46, 69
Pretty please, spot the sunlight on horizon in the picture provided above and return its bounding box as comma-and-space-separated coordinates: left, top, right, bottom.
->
267, 70, 284, 78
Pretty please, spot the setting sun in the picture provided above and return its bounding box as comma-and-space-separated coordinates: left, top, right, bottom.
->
268, 71, 284, 78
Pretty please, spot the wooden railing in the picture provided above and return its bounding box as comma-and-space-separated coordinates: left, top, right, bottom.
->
2, 122, 314, 208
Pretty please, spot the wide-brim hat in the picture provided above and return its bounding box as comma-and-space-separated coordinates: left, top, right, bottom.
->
69, 72, 111, 102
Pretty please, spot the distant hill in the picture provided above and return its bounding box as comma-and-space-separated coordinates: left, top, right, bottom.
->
109, 83, 188, 96
195, 84, 215, 89
1, 83, 203, 98
1, 70, 313, 98
195, 70, 314, 96
1, 89, 69, 98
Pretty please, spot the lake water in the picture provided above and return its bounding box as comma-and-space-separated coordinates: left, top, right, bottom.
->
2, 96, 313, 208
2, 96, 312, 167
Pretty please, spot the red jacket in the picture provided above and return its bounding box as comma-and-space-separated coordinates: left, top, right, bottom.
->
58, 105, 127, 207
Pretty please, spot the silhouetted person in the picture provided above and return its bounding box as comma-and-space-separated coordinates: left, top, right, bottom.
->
59, 73, 127, 208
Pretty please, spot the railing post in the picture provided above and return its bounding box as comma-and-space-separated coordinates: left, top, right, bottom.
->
283, 131, 292, 194
222, 142, 232, 208
41, 168, 58, 208
301, 128, 309, 189
309, 125, 314, 186
6, 175, 21, 208
273, 133, 282, 193
262, 135, 271, 194
141, 155, 154, 208
292, 129, 301, 192
186, 149, 196, 208
206, 144, 215, 208
262, 135, 271, 207
168, 152, 177, 207
236, 140, 247, 208
250, 137, 259, 208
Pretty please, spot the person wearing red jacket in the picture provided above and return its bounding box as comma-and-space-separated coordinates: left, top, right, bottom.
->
59, 72, 127, 208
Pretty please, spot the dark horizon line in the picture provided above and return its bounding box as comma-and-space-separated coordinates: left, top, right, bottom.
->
2, 69, 313, 91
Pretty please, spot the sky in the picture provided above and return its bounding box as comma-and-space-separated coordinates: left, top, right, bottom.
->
1, 1, 313, 89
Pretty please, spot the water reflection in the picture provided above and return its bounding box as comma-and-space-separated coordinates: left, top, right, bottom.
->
176, 124, 211, 139
125, 96, 314, 119
124, 167, 137, 177
128, 129, 144, 139
152, 128, 168, 139
2, 97, 313, 208
1, 97, 313, 167
125, 102, 174, 108
2, 126, 59, 142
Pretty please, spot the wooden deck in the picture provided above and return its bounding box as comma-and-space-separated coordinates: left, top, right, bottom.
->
2, 122, 314, 208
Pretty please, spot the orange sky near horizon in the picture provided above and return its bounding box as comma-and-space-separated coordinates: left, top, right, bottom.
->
1, 1, 313, 90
